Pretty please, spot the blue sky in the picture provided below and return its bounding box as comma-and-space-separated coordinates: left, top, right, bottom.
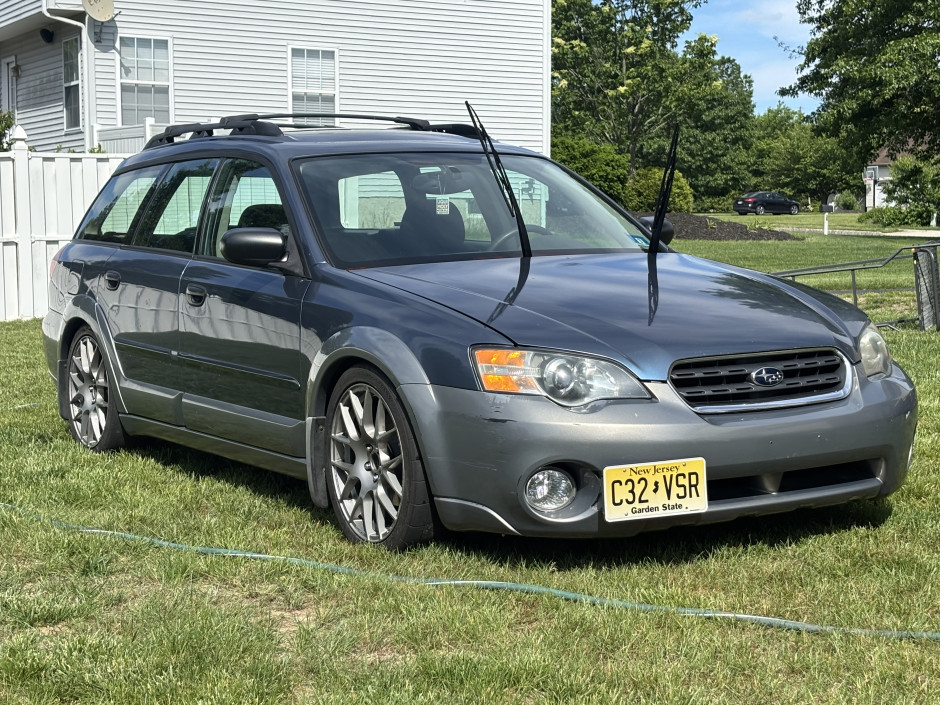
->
681, 0, 821, 115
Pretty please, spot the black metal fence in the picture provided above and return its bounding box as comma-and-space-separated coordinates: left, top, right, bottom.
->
772, 242, 940, 330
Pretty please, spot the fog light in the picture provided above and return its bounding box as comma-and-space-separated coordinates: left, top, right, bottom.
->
525, 467, 576, 512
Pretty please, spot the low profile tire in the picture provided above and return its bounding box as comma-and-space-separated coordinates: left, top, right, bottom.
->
325, 366, 434, 549
755, 204, 765, 215
790, 205, 799, 215
65, 326, 125, 451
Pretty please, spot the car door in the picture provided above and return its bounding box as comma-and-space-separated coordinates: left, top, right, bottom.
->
178, 158, 311, 457
92, 158, 218, 423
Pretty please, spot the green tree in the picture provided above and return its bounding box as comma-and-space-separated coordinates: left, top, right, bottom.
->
881, 155, 940, 225
552, 0, 701, 175
784, 0, 940, 164
747, 105, 861, 208
673, 35, 754, 206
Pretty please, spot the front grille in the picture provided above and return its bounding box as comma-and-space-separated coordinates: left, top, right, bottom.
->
669, 348, 851, 413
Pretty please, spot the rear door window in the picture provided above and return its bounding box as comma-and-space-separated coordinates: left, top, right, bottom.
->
131, 159, 220, 253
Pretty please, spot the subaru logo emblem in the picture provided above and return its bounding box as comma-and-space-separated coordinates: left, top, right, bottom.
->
751, 367, 784, 387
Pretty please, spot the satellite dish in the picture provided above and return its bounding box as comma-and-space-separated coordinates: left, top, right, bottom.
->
82, 0, 115, 21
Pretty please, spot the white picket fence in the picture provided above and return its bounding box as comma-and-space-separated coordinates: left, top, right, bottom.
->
0, 131, 127, 321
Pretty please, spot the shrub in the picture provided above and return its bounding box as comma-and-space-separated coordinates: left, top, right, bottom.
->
551, 135, 631, 207
693, 194, 735, 213
0, 110, 14, 151
833, 192, 860, 211
624, 167, 694, 213
857, 205, 933, 227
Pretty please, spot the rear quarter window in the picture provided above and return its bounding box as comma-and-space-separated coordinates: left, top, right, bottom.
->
76, 165, 166, 243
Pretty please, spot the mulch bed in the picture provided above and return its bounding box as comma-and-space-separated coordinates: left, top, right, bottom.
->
633, 212, 799, 241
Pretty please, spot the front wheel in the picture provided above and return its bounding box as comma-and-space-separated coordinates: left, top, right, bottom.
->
65, 326, 125, 451
326, 366, 435, 549
790, 205, 799, 215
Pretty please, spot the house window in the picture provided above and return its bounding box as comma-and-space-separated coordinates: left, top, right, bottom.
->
63, 37, 80, 130
120, 37, 170, 125
290, 48, 336, 125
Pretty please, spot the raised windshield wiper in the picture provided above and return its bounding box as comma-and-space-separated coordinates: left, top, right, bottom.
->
465, 102, 532, 258
647, 123, 680, 325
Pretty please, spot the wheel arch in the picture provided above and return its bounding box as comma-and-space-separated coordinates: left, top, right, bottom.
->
304, 326, 434, 509
56, 296, 128, 418
305, 326, 432, 420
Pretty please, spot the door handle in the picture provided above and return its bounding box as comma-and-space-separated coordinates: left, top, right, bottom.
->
185, 284, 208, 307
103, 270, 121, 290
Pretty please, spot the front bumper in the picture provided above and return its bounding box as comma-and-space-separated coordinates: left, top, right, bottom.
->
399, 363, 917, 537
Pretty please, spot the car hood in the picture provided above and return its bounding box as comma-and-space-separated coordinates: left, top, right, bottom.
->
356, 253, 864, 381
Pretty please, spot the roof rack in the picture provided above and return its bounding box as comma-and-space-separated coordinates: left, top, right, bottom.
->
144, 112, 481, 150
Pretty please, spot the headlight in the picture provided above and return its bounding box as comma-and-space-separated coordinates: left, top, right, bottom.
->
859, 323, 892, 378
472, 348, 650, 407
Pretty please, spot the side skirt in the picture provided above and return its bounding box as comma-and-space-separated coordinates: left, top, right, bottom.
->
120, 415, 307, 479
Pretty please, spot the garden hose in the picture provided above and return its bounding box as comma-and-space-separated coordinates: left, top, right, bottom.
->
2, 501, 939, 642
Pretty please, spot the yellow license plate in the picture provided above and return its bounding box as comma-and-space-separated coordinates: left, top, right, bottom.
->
603, 457, 707, 522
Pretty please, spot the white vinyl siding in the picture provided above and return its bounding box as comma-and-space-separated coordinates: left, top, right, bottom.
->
0, 32, 83, 151
93, 0, 548, 153
0, 0, 548, 153
0, 0, 38, 30
119, 36, 170, 125
62, 37, 80, 130
289, 47, 337, 126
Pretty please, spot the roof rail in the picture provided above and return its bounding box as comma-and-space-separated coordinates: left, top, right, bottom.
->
144, 117, 282, 149
246, 113, 432, 131
428, 122, 482, 138
143, 112, 482, 150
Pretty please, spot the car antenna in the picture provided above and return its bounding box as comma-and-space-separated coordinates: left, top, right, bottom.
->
465, 102, 532, 258
648, 123, 679, 326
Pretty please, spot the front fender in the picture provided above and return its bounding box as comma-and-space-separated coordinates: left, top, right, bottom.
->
305, 326, 432, 418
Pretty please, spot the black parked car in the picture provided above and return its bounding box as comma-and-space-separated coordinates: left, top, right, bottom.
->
43, 113, 916, 549
734, 191, 801, 215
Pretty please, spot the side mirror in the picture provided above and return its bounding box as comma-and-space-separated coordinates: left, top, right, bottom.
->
639, 216, 675, 246
220, 228, 287, 267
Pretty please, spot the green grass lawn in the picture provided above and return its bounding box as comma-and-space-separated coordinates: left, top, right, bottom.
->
2, 237, 940, 703
701, 211, 940, 234
676, 233, 925, 324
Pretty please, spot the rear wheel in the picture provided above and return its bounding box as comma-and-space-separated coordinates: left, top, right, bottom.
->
325, 366, 434, 549
755, 204, 765, 215
65, 327, 125, 451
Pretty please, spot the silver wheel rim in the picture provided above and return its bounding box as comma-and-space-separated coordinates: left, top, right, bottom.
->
68, 335, 109, 447
330, 382, 404, 542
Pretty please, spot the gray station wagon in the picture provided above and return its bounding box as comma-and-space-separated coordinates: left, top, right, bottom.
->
43, 112, 917, 549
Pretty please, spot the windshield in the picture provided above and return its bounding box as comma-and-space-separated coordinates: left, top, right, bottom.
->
295, 152, 649, 267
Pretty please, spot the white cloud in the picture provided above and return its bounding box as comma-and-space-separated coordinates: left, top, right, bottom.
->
736, 0, 811, 44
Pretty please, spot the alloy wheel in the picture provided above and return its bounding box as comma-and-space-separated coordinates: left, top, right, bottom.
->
68, 334, 110, 448
329, 382, 405, 542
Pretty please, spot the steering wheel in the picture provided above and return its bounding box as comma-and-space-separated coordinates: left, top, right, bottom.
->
488, 224, 553, 251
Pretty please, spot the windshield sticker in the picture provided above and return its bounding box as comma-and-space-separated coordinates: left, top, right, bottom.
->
436, 197, 450, 215
631, 235, 650, 247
